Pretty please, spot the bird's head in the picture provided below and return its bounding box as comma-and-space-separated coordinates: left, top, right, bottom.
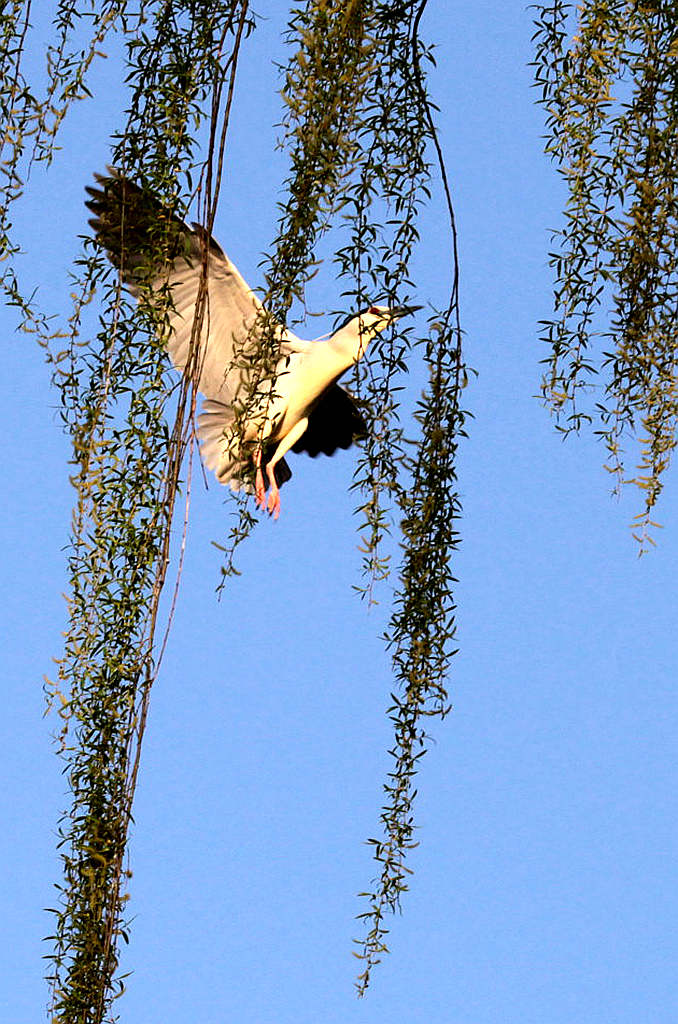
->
332, 304, 422, 364
353, 303, 421, 335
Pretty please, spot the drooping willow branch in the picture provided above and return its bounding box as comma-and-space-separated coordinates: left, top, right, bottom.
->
533, 0, 678, 548
28, 4, 254, 1022
0, 1, 49, 332
338, 0, 464, 993
215, 0, 378, 584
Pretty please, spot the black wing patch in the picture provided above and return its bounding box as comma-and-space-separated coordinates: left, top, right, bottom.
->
292, 384, 367, 458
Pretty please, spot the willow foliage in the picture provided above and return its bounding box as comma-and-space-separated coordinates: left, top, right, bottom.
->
328, 4, 464, 991
533, 1, 678, 546
2, 0, 462, 1019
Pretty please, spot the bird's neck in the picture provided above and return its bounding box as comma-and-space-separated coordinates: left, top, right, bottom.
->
328, 323, 371, 372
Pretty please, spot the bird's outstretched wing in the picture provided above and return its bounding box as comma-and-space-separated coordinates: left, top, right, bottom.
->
85, 169, 309, 407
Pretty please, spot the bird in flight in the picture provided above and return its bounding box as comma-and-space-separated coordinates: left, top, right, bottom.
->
85, 170, 418, 518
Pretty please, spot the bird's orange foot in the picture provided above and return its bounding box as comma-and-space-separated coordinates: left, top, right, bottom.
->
267, 481, 281, 520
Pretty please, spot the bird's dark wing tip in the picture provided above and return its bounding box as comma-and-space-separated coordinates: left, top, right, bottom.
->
190, 221, 227, 260
274, 457, 292, 488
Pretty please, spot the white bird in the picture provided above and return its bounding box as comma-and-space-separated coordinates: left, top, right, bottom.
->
85, 170, 418, 517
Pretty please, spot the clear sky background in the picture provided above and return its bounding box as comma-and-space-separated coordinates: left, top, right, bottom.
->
2, 4, 677, 1022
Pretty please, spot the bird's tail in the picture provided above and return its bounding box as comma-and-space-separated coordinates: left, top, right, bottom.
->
196, 399, 248, 491
196, 400, 291, 493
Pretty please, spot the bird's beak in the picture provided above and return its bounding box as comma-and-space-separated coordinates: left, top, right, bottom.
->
392, 304, 423, 319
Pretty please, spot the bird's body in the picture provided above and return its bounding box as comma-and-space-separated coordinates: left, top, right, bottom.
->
86, 170, 415, 516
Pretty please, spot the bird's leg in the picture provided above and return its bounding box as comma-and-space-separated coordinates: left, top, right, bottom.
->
253, 445, 266, 510
265, 417, 308, 520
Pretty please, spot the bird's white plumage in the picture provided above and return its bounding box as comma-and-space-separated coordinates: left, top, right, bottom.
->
162, 245, 311, 403
156, 239, 315, 490
85, 170, 412, 515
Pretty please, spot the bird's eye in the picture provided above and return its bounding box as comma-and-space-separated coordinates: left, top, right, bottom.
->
368, 306, 380, 314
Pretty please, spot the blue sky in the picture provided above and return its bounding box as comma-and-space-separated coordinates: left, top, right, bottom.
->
2, 4, 677, 1022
